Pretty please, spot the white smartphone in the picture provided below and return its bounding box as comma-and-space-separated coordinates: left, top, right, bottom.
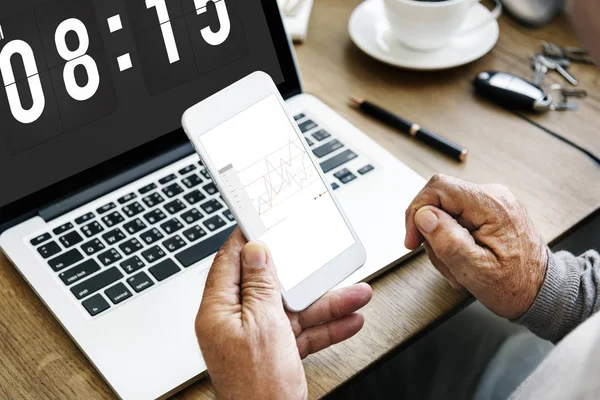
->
181, 71, 366, 311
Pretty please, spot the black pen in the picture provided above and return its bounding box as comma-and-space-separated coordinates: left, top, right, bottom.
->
350, 97, 468, 162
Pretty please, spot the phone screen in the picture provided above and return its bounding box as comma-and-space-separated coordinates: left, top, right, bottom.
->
198, 94, 355, 290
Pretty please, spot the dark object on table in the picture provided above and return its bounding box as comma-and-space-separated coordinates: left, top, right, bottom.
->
501, 0, 564, 28
474, 71, 552, 112
349, 97, 468, 163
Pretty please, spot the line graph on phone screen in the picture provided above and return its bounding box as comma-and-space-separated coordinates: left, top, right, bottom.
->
237, 138, 321, 216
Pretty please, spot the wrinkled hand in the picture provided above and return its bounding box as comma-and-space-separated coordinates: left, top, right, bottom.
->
405, 174, 548, 320
195, 228, 372, 400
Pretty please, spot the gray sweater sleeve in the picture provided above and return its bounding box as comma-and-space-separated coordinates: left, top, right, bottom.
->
514, 248, 600, 343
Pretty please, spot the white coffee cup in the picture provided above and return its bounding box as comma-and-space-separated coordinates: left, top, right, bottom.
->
382, 0, 502, 51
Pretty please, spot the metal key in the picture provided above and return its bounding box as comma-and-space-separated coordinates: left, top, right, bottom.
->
537, 55, 579, 86
550, 102, 579, 111
541, 41, 594, 64
531, 57, 548, 86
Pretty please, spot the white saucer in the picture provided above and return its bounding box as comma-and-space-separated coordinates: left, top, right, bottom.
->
349, 0, 499, 70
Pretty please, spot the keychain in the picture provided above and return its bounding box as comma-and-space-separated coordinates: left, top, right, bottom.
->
474, 71, 553, 112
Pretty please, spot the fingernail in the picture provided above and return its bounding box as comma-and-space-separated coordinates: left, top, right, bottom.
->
243, 242, 268, 268
416, 209, 438, 234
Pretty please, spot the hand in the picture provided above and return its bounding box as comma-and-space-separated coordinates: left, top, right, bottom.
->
405, 174, 548, 320
195, 228, 372, 400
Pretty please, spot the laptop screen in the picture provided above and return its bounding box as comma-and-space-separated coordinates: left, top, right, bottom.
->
0, 0, 289, 211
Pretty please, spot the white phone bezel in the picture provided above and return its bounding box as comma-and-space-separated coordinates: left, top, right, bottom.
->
181, 71, 366, 311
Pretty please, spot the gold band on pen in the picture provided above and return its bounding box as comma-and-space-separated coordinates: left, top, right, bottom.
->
409, 124, 420, 137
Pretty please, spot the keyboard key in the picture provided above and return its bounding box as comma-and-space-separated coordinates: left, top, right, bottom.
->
203, 183, 218, 196
75, 213, 95, 225
139, 183, 157, 194
119, 238, 143, 255
124, 218, 147, 235
127, 271, 154, 293
306, 137, 314, 146
143, 209, 167, 225
182, 225, 207, 243
358, 164, 375, 175
164, 199, 186, 215
59, 259, 101, 286
200, 169, 211, 180
204, 216, 227, 232
161, 218, 183, 235
71, 267, 123, 300
334, 168, 357, 184
105, 283, 132, 305
320, 150, 358, 173
82, 294, 110, 316
97, 203, 116, 214
102, 211, 124, 228
149, 259, 181, 282
120, 256, 145, 274
37, 241, 61, 259
162, 183, 184, 198
334, 168, 352, 180
140, 228, 164, 245
184, 190, 206, 205
298, 119, 318, 133
181, 208, 204, 224
53, 222, 73, 235
200, 199, 223, 215
223, 210, 235, 222
294, 113, 305, 121
312, 129, 331, 141
142, 192, 164, 208
179, 164, 197, 175
339, 173, 357, 184
331, 182, 340, 190
98, 248, 123, 266
60, 231, 83, 248
182, 174, 202, 189
163, 235, 187, 252
141, 246, 166, 264
122, 201, 144, 218
81, 238, 105, 256
102, 228, 126, 245
31, 233, 51, 246
176, 226, 236, 268
82, 221, 104, 238
117, 192, 137, 204
313, 139, 344, 158
48, 249, 83, 272
158, 174, 177, 185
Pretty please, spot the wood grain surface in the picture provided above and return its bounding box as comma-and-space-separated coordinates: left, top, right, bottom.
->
1, 1, 599, 399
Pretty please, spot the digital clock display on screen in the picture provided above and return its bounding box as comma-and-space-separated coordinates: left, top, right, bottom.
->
0, 0, 283, 208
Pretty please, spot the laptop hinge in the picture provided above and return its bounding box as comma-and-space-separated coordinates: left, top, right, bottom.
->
39, 143, 194, 222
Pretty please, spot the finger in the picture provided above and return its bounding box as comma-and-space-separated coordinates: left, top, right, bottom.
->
414, 206, 491, 278
423, 242, 464, 290
296, 312, 365, 359
404, 174, 487, 250
292, 283, 372, 334
240, 241, 282, 313
202, 227, 246, 305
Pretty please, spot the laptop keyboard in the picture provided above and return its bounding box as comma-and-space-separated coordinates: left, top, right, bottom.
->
27, 112, 375, 318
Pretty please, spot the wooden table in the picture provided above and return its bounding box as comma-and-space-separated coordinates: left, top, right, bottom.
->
1, 1, 599, 399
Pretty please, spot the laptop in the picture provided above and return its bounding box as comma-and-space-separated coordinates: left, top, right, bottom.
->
0, 0, 426, 398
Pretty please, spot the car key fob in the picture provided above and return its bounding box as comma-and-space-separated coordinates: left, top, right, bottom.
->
474, 71, 553, 112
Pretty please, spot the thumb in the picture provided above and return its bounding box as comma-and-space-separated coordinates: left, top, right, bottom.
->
414, 206, 486, 274
240, 241, 282, 308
